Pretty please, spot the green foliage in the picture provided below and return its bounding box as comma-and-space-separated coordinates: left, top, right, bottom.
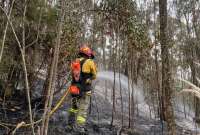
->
126, 16, 150, 51
26, 0, 58, 29
98, 0, 150, 51
61, 20, 81, 60
0, 0, 61, 95
45, 8, 58, 26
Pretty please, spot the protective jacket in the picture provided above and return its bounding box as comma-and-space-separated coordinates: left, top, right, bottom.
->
71, 57, 97, 93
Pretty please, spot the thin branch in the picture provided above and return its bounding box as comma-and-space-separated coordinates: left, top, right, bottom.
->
0, 6, 22, 50
0, 2, 35, 135
22, 0, 35, 134
25, 4, 43, 49
41, 1, 66, 134
0, 0, 16, 63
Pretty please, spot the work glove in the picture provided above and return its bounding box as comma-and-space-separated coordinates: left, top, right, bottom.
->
86, 79, 92, 84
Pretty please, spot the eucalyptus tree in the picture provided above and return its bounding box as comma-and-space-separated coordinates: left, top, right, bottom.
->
175, 0, 200, 121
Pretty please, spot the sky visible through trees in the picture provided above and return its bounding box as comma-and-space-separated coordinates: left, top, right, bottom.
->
0, 0, 200, 134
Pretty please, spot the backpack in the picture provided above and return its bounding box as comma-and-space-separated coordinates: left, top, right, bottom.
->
70, 58, 86, 95
71, 58, 87, 82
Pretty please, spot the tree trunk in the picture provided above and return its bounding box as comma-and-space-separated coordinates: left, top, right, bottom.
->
191, 4, 200, 122
159, 0, 176, 134
41, 1, 65, 134
119, 57, 124, 126
42, 52, 53, 102
111, 60, 116, 126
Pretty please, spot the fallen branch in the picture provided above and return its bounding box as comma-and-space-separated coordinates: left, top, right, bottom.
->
0, 122, 10, 130
178, 89, 200, 100
0, 88, 70, 129
179, 78, 200, 93
178, 89, 200, 99
0, 119, 42, 128
11, 121, 25, 135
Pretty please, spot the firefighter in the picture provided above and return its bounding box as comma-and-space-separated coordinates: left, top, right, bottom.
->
67, 44, 97, 133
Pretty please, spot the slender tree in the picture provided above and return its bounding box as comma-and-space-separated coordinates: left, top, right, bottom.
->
159, 0, 176, 134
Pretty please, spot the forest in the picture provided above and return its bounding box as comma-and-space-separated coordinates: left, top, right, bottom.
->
0, 0, 200, 135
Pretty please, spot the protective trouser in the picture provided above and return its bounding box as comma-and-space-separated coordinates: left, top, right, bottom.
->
68, 91, 91, 127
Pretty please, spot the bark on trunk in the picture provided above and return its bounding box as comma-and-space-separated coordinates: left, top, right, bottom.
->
41, 1, 65, 134
159, 0, 176, 134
